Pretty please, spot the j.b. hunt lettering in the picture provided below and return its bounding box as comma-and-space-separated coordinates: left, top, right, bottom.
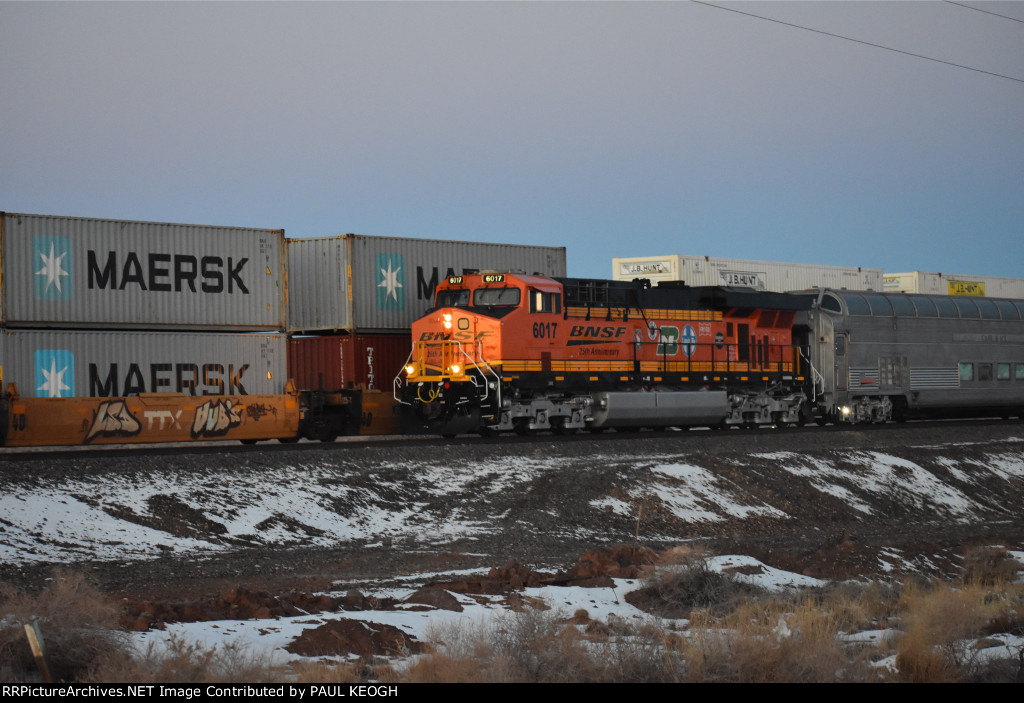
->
89, 363, 249, 396
87, 251, 249, 294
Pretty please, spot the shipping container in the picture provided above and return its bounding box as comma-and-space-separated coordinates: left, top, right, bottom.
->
287, 234, 567, 332
0, 329, 287, 398
288, 332, 410, 392
0, 212, 287, 330
612, 255, 883, 292
883, 272, 1024, 298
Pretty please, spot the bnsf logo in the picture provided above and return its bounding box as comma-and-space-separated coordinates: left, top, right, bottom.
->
569, 326, 627, 338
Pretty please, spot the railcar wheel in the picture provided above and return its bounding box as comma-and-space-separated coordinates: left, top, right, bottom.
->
514, 421, 534, 437
241, 439, 259, 445
280, 436, 300, 443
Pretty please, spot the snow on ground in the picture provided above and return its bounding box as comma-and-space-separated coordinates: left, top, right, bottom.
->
130, 555, 815, 665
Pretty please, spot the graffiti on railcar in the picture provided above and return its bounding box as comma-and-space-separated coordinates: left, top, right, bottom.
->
243, 402, 277, 422
190, 399, 243, 438
85, 400, 142, 442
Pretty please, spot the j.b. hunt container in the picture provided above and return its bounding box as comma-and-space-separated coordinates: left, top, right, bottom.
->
0, 329, 287, 399
612, 255, 883, 292
0, 212, 287, 331
287, 234, 567, 332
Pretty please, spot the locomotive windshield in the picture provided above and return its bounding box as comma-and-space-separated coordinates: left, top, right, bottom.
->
473, 287, 521, 307
435, 289, 471, 308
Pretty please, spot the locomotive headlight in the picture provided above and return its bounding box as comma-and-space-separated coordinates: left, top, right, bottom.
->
443, 313, 453, 329
406, 364, 416, 376
451, 364, 461, 374
841, 406, 851, 417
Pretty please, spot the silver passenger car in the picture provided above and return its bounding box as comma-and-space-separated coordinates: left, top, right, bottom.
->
799, 289, 1024, 423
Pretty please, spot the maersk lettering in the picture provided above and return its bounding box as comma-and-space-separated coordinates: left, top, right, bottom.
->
88, 363, 249, 396
417, 266, 485, 300
569, 326, 627, 339
87, 251, 249, 294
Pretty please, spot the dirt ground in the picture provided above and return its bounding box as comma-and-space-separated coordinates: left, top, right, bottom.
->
2, 421, 1023, 617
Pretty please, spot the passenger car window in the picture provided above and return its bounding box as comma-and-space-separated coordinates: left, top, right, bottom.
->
889, 296, 916, 316
959, 363, 973, 382
934, 298, 959, 317
994, 300, 1019, 320
864, 294, 893, 316
997, 363, 1010, 381
844, 295, 870, 315
952, 298, 979, 318
911, 297, 937, 317
974, 299, 999, 320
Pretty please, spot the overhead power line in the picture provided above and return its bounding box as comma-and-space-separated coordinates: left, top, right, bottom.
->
691, 0, 1024, 85
944, 1, 1024, 25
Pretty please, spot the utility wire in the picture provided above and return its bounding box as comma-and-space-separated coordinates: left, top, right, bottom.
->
691, 0, 1024, 85
944, 1, 1024, 25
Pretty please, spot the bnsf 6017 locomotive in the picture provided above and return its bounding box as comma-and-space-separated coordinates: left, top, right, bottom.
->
395, 272, 819, 435
395, 273, 1024, 435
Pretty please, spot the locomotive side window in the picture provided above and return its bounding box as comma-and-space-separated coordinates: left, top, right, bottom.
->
959, 363, 973, 382
1016, 363, 1024, 381
529, 290, 561, 314
977, 363, 993, 382
474, 287, 521, 307
997, 363, 1010, 381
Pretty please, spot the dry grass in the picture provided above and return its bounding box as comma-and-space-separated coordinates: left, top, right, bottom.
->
0, 570, 128, 683
6, 553, 1024, 684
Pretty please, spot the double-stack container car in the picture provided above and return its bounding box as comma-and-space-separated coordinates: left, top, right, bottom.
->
286, 234, 566, 433
0, 213, 567, 445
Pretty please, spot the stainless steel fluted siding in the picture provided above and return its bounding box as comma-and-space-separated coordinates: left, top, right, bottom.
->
287, 234, 566, 332
0, 329, 287, 398
1, 213, 287, 330
286, 237, 350, 332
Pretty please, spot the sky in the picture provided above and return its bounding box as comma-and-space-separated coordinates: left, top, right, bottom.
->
2, 1, 1022, 279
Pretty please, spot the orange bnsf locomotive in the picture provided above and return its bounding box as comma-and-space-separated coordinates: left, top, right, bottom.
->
395, 272, 818, 435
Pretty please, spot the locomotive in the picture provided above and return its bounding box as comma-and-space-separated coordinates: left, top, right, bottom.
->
394, 273, 1024, 435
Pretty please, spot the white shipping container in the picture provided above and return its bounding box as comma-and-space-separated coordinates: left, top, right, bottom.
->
883, 271, 1024, 298
0, 329, 287, 398
0, 212, 287, 330
613, 255, 883, 292
288, 234, 567, 332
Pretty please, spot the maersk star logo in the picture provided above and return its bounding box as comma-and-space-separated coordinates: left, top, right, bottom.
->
33, 236, 73, 301
375, 253, 405, 311
34, 349, 74, 398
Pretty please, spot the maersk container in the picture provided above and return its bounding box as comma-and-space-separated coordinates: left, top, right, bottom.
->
0, 212, 287, 330
883, 271, 1024, 298
287, 234, 567, 332
613, 255, 882, 292
0, 329, 287, 398
288, 332, 410, 392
